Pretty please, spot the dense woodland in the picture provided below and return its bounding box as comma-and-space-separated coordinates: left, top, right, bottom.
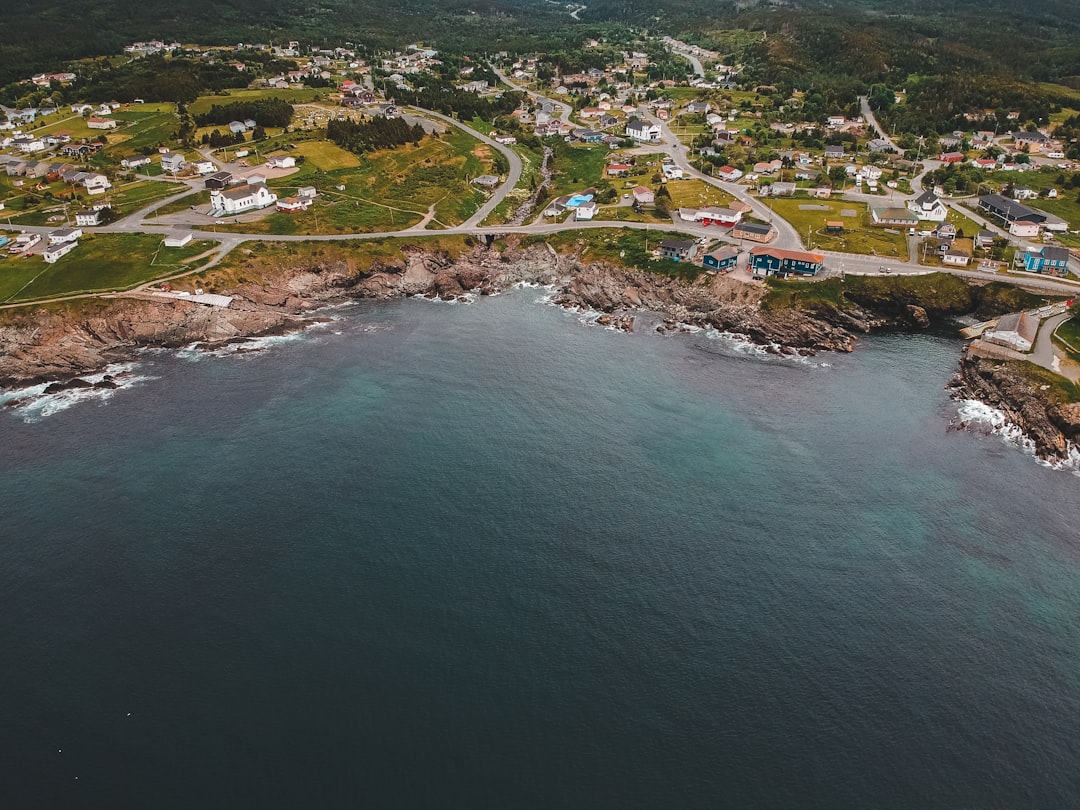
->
5, 0, 1080, 141
193, 98, 295, 128
327, 117, 427, 154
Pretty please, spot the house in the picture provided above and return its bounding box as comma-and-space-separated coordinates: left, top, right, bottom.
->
75, 209, 102, 226
265, 155, 296, 169
686, 101, 711, 115
907, 190, 948, 222
606, 163, 632, 177
716, 166, 743, 181
276, 196, 311, 213
827, 115, 846, 129
86, 117, 117, 130
658, 239, 697, 262
867, 138, 894, 153
574, 200, 598, 220
632, 186, 654, 205
1022, 246, 1071, 276
48, 227, 82, 245
625, 118, 660, 142
871, 207, 918, 227
472, 175, 501, 190
678, 207, 742, 227
229, 120, 248, 134
1012, 131, 1049, 153
209, 182, 278, 215
732, 221, 777, 243
986, 312, 1038, 352
163, 230, 194, 247
662, 163, 683, 180
824, 145, 845, 161
43, 241, 78, 263
121, 155, 152, 169
160, 153, 186, 173
978, 194, 1046, 237
83, 173, 111, 194
767, 181, 796, 197
971, 158, 998, 170
191, 160, 215, 175
942, 249, 970, 267
205, 171, 233, 189
749, 246, 825, 276
860, 165, 883, 180
975, 230, 996, 249
703, 246, 739, 272
297, 186, 317, 199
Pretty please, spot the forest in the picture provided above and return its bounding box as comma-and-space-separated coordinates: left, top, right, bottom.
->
327, 117, 428, 154
193, 98, 295, 128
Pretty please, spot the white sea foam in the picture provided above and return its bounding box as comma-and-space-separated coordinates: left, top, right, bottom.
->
955, 399, 1080, 474
176, 329, 313, 361
698, 329, 820, 366
1, 363, 156, 422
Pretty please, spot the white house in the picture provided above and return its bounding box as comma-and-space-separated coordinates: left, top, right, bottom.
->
297, 186, 317, 199
83, 173, 111, 194
43, 241, 78, 263
160, 152, 186, 173
625, 118, 661, 142
907, 190, 948, 222
75, 209, 102, 226
48, 227, 82, 245
121, 155, 152, 169
163, 231, 194, 247
210, 182, 278, 215
191, 160, 215, 175
574, 200, 598, 220
860, 165, 883, 180
265, 155, 296, 169
86, 117, 117, 130
276, 196, 311, 213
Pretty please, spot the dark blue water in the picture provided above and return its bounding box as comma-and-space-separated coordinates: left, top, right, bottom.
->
2, 291, 1078, 808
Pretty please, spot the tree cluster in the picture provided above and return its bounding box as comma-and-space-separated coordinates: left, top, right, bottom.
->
193, 98, 294, 128
327, 116, 426, 153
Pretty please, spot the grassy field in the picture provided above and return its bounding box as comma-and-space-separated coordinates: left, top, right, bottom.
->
0, 234, 214, 303
148, 189, 213, 218
946, 206, 984, 237
547, 140, 613, 197
1052, 313, 1080, 362
211, 129, 494, 235
6, 179, 185, 226
186, 88, 323, 117
289, 141, 362, 171
664, 178, 735, 209
767, 198, 908, 257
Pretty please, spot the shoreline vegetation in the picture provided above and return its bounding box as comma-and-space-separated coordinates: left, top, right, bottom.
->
2, 236, 1079, 461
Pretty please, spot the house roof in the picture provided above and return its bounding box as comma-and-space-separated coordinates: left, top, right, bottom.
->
749, 246, 825, 263
873, 207, 918, 221
735, 222, 774, 235
994, 312, 1038, 343
914, 190, 940, 207
706, 246, 739, 261
979, 194, 1046, 223
659, 239, 695, 250
1040, 246, 1071, 262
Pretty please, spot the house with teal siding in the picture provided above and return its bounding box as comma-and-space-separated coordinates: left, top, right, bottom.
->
703, 246, 739, 272
1022, 246, 1071, 276
749, 246, 824, 277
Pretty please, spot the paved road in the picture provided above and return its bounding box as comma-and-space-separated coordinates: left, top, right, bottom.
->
859, 96, 900, 153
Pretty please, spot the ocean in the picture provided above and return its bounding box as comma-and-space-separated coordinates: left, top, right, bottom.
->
1, 289, 1078, 808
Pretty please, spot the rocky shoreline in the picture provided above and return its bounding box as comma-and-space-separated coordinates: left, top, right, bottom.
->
2, 240, 1077, 462
949, 354, 1080, 463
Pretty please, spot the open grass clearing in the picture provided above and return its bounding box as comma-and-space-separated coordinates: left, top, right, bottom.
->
768, 197, 908, 257
1, 233, 215, 303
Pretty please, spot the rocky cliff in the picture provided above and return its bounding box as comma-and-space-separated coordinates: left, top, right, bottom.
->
950, 355, 1080, 462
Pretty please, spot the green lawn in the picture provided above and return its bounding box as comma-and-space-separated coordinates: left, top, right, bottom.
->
187, 88, 322, 117
547, 140, 613, 197
148, 189, 213, 218
1052, 313, 1080, 362
767, 197, 909, 257
289, 141, 362, 171
1, 234, 215, 303
528, 228, 705, 280
214, 129, 495, 235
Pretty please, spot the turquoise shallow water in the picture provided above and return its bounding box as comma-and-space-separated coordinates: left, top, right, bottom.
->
1, 291, 1079, 808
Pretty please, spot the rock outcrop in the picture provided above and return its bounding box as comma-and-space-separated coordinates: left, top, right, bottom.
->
950, 355, 1080, 462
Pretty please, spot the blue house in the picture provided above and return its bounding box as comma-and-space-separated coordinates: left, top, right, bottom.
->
703, 246, 739, 272
749, 246, 824, 277
1023, 246, 1071, 276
